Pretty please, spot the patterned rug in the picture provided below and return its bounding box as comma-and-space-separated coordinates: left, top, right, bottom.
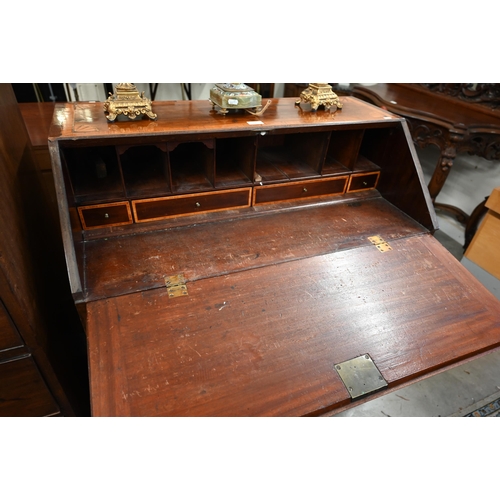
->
448, 390, 500, 417
464, 396, 500, 417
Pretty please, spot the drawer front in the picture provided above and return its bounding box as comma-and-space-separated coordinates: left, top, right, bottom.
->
0, 356, 60, 417
133, 188, 252, 223
347, 171, 380, 192
78, 202, 133, 230
253, 176, 348, 205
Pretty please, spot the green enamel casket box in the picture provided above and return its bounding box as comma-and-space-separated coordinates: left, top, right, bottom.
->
209, 83, 262, 114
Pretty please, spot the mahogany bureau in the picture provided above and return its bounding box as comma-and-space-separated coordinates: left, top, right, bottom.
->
48, 97, 500, 416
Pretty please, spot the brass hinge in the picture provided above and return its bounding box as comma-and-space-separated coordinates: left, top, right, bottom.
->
165, 274, 188, 298
368, 235, 392, 252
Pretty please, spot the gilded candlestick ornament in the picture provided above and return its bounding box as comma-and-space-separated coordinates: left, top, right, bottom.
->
295, 83, 343, 111
103, 83, 157, 122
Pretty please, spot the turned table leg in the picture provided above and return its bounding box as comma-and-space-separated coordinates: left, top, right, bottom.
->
427, 144, 456, 202
421, 131, 470, 224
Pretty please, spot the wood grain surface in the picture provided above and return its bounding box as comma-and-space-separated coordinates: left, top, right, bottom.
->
86, 233, 500, 416
49, 97, 400, 142
465, 186, 500, 279
83, 196, 427, 301
0, 356, 60, 417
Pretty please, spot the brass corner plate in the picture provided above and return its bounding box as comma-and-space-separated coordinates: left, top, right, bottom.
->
368, 235, 392, 252
334, 354, 388, 400
165, 274, 188, 298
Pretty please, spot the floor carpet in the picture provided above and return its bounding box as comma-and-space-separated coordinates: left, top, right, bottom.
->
450, 390, 500, 417
464, 396, 500, 417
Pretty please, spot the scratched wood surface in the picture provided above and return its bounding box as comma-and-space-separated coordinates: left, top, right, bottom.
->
86, 233, 500, 416
83, 196, 427, 301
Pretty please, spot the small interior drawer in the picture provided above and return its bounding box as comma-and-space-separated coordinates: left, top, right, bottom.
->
133, 188, 252, 223
253, 176, 348, 205
347, 171, 380, 192
78, 202, 133, 230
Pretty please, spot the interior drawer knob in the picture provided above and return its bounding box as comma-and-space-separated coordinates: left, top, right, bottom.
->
104, 213, 109, 218
195, 202, 201, 208
303, 187, 308, 193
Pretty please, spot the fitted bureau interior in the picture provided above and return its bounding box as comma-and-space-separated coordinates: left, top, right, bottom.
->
56, 117, 436, 303
61, 125, 419, 223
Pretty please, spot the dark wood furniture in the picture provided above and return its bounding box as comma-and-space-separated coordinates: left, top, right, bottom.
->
19, 103, 62, 227
49, 97, 500, 416
351, 83, 500, 248
0, 85, 80, 416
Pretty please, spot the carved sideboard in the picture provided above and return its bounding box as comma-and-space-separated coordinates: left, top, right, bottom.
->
352, 83, 500, 247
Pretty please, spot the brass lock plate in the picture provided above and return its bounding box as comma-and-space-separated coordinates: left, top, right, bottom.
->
165, 274, 188, 298
368, 235, 392, 252
334, 354, 388, 400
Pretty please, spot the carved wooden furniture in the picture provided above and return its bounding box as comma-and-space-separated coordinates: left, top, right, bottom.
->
49, 97, 500, 416
351, 83, 500, 247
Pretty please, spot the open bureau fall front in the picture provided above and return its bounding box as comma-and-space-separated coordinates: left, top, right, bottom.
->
48, 97, 500, 416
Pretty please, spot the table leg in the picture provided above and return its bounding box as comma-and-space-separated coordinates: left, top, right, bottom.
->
427, 144, 456, 202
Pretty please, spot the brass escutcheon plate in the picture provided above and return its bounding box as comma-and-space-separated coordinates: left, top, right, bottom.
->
334, 354, 388, 400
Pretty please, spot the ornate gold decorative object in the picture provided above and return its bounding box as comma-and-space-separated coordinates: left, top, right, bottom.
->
103, 83, 157, 122
295, 83, 343, 111
209, 83, 271, 116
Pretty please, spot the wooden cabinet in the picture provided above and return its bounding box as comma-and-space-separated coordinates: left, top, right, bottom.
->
1, 86, 82, 416
49, 97, 500, 416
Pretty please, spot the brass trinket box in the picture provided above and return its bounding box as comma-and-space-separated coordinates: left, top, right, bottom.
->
103, 83, 157, 122
295, 83, 343, 111
210, 83, 269, 115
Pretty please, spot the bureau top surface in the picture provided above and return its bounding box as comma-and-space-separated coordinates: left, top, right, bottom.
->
48, 97, 400, 141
